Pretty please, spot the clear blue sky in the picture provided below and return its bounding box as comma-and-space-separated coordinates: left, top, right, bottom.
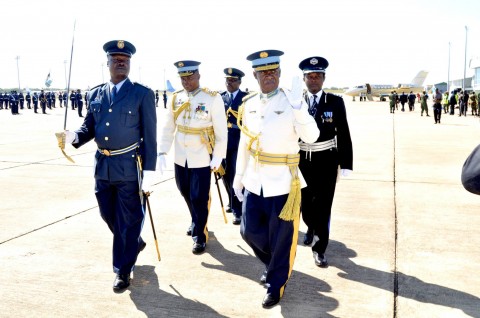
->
1, 0, 478, 92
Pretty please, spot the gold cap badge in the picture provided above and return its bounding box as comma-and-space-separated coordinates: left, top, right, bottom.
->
178, 62, 184, 67
228, 68, 233, 74
260, 51, 269, 58
117, 40, 125, 49
310, 58, 318, 65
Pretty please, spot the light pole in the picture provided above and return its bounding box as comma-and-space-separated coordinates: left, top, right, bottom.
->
463, 25, 468, 91
447, 42, 451, 94
15, 56, 20, 90
64, 60, 67, 88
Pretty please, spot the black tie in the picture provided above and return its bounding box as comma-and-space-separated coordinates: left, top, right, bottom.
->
230, 93, 234, 106
111, 86, 117, 103
309, 94, 318, 116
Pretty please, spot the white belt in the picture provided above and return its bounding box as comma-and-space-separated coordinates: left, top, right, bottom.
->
299, 139, 336, 161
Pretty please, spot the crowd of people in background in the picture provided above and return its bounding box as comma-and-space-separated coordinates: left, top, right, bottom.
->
387, 88, 479, 123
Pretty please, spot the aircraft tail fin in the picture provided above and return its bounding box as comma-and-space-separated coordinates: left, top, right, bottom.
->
411, 71, 429, 87
166, 80, 175, 93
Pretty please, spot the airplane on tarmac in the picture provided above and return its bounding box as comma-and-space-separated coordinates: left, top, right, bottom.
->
344, 70, 429, 101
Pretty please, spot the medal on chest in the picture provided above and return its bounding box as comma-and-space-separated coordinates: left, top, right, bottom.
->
322, 111, 333, 123
194, 103, 209, 120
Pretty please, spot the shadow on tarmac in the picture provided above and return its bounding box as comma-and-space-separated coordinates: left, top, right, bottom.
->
129, 264, 228, 318
126, 232, 479, 317
201, 232, 340, 318
328, 240, 480, 318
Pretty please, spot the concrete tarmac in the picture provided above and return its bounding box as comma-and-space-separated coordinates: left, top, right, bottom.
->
0, 100, 479, 317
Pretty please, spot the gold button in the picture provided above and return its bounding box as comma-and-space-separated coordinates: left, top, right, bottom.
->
128, 111, 131, 114
109, 109, 112, 113
105, 137, 109, 141
106, 122, 110, 126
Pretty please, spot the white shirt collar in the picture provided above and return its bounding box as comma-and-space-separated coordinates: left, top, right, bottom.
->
109, 78, 127, 92
229, 89, 239, 100
307, 90, 323, 102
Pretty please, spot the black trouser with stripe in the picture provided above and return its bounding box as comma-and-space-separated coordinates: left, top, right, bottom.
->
222, 147, 242, 217
299, 148, 339, 255
95, 179, 145, 275
175, 163, 211, 245
240, 190, 298, 299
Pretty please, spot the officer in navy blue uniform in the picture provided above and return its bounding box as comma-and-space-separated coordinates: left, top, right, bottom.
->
298, 56, 353, 267
25, 92, 31, 109
32, 92, 38, 113
60, 40, 157, 292
84, 90, 89, 110
70, 90, 76, 110
47, 92, 52, 109
39, 90, 47, 114
3, 93, 9, 109
76, 89, 84, 117
10, 91, 19, 115
18, 92, 24, 109
220, 68, 248, 225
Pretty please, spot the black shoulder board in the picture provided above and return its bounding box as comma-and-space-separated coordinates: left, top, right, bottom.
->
133, 82, 150, 90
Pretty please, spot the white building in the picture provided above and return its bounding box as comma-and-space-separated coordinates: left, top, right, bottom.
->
470, 57, 480, 93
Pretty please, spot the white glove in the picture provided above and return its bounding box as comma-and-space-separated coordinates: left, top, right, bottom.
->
234, 187, 244, 202
210, 156, 222, 171
65, 130, 76, 144
156, 153, 167, 175
284, 76, 303, 109
55, 130, 76, 149
340, 169, 352, 177
142, 170, 155, 194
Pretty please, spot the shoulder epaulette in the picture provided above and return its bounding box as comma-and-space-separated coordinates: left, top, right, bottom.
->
173, 89, 184, 95
326, 92, 343, 99
201, 87, 218, 96
90, 83, 105, 91
242, 92, 258, 102
133, 82, 150, 90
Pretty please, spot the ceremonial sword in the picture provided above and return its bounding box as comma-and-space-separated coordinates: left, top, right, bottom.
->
136, 153, 161, 261
55, 20, 76, 163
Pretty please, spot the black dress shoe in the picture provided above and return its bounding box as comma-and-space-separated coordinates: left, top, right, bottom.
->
232, 215, 241, 225
186, 224, 193, 236
303, 229, 313, 246
262, 293, 280, 308
192, 242, 206, 254
260, 270, 267, 284
113, 274, 130, 291
226, 207, 233, 213
313, 252, 328, 267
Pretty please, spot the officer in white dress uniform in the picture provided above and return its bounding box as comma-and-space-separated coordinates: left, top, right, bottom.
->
233, 50, 319, 308
157, 60, 228, 254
